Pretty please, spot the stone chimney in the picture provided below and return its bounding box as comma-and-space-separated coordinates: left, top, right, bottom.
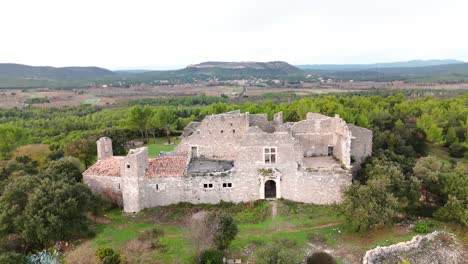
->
273, 111, 283, 127
97, 137, 113, 160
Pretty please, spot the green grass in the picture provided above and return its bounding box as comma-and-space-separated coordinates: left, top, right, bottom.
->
145, 137, 181, 157
83, 200, 463, 263
82, 98, 100, 105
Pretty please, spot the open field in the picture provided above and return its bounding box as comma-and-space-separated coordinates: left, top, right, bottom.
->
67, 200, 466, 263
1, 81, 467, 108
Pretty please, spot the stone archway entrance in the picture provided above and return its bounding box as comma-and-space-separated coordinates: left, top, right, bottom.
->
264, 180, 277, 199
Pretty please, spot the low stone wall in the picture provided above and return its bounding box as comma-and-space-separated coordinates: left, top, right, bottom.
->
362, 231, 464, 264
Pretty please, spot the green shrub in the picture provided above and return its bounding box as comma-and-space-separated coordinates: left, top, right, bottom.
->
207, 211, 238, 250
306, 252, 337, 264
413, 221, 433, 233
449, 144, 466, 158
96, 247, 121, 264
0, 252, 26, 264
199, 249, 224, 264
255, 244, 301, 264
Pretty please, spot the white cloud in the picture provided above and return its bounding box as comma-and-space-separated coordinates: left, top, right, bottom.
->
0, 0, 466, 68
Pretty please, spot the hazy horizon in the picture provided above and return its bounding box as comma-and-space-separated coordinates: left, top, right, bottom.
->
1, 0, 467, 69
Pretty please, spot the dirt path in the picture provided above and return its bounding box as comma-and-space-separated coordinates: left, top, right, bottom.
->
270, 201, 278, 219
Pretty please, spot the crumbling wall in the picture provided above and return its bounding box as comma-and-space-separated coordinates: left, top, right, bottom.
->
249, 113, 275, 133
83, 174, 123, 207
362, 231, 464, 264
174, 112, 249, 160
347, 124, 373, 174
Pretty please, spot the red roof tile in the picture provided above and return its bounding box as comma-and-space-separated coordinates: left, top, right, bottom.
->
83, 157, 122, 177
145, 156, 187, 178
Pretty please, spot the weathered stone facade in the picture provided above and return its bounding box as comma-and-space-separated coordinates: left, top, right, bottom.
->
83, 111, 372, 213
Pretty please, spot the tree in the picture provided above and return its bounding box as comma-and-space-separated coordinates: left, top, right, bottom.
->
307, 252, 337, 264
19, 179, 95, 247
434, 163, 468, 226
0, 252, 26, 264
150, 107, 175, 144
199, 249, 224, 264
124, 106, 152, 139
0, 176, 39, 234
339, 178, 400, 232
445, 127, 458, 146
0, 161, 98, 248
206, 211, 238, 250
97, 128, 133, 155
0, 125, 24, 160
40, 159, 83, 183
64, 138, 96, 169
413, 156, 445, 203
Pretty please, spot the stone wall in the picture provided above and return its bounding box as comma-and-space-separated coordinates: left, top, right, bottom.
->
347, 124, 373, 174
362, 231, 463, 264
83, 174, 123, 207
248, 113, 275, 133
174, 112, 250, 160
286, 169, 351, 204
139, 172, 258, 208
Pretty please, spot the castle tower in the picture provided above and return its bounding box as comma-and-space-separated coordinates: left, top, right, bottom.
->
120, 147, 148, 213
97, 137, 113, 160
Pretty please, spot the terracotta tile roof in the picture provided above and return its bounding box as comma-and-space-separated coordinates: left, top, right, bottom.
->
83, 157, 122, 177
145, 156, 187, 178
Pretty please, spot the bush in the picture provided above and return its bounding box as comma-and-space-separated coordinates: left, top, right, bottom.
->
95, 247, 121, 264
413, 221, 433, 233
0, 252, 26, 264
306, 252, 337, 264
207, 211, 238, 250
255, 244, 301, 264
199, 249, 224, 264
449, 144, 466, 158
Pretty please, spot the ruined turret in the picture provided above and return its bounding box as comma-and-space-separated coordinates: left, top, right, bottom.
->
97, 137, 113, 160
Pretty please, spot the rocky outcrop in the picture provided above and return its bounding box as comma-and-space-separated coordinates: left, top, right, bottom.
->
362, 231, 464, 264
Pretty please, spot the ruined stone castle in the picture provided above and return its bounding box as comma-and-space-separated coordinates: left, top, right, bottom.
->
83, 110, 372, 213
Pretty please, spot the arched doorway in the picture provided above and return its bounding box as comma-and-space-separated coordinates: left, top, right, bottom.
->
264, 180, 277, 199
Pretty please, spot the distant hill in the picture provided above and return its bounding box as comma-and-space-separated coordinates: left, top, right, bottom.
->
0, 63, 115, 80
310, 63, 468, 83
137, 61, 304, 81
188, 61, 301, 72
297, 59, 464, 71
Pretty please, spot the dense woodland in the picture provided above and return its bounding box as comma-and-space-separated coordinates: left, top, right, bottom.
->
0, 91, 466, 262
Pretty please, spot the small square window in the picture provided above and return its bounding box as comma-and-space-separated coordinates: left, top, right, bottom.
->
221, 130, 224, 133
204, 184, 208, 188
209, 183, 213, 188
228, 183, 232, 187
126, 164, 131, 169
232, 129, 235, 133
223, 183, 227, 187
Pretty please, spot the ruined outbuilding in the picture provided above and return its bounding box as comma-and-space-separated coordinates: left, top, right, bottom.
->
83, 110, 372, 213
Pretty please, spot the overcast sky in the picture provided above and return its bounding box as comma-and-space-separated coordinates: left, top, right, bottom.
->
1, 0, 467, 69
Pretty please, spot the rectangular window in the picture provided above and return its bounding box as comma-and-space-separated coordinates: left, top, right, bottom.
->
222, 183, 233, 188
264, 147, 277, 164
203, 183, 214, 189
